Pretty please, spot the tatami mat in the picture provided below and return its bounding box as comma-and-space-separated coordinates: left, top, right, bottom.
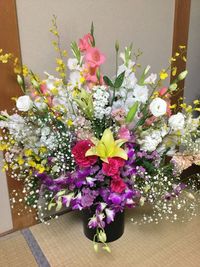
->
30, 209, 200, 267
0, 231, 37, 267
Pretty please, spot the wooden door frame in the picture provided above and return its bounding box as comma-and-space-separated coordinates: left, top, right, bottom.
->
0, 0, 192, 231
0, 0, 36, 232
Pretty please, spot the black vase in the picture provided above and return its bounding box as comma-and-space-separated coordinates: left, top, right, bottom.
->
82, 208, 125, 242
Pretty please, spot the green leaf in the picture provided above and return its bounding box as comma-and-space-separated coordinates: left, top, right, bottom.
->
103, 76, 114, 87
125, 101, 139, 123
90, 21, 95, 47
114, 71, 125, 88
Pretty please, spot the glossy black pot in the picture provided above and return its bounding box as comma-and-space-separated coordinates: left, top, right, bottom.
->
82, 208, 125, 242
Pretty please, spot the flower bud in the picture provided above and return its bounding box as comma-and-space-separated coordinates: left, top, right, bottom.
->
178, 70, 188, 81
17, 75, 23, 86
93, 243, 98, 253
169, 83, 177, 91
115, 40, 119, 52
98, 230, 107, 243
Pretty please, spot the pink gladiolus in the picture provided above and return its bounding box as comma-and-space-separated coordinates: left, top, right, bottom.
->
78, 33, 93, 52
85, 47, 105, 67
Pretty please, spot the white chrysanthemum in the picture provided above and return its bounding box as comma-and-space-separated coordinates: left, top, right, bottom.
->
149, 97, 167, 117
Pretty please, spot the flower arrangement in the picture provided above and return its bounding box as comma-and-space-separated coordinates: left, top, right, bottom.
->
0, 17, 200, 252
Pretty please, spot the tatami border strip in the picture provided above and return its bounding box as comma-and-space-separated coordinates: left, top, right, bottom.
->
21, 228, 50, 267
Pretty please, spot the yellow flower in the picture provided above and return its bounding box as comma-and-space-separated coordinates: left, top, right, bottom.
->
24, 149, 33, 157
0, 143, 8, 151
159, 69, 168, 80
22, 65, 29, 77
28, 160, 36, 168
85, 128, 128, 163
39, 147, 47, 154
193, 100, 200, 105
172, 67, 177, 76
67, 119, 73, 127
17, 157, 25, 165
36, 164, 45, 173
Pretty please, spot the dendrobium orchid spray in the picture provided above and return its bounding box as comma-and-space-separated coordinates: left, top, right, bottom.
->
0, 17, 200, 252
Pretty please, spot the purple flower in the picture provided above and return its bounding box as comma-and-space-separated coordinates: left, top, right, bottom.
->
88, 216, 98, 228
108, 193, 122, 205
97, 202, 107, 212
105, 208, 115, 224
62, 193, 74, 207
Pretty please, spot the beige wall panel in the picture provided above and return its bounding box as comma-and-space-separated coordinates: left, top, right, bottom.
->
185, 0, 200, 103
16, 0, 174, 78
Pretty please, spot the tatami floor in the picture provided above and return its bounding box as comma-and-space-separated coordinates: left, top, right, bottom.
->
0, 209, 200, 267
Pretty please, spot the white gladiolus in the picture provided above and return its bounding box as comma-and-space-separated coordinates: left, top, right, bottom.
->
168, 112, 185, 131
133, 84, 149, 103
67, 58, 81, 71
144, 73, 157, 84
149, 97, 167, 117
16, 95, 33, 112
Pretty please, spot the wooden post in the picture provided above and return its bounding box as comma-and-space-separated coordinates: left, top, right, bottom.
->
171, 0, 191, 104
0, 0, 36, 231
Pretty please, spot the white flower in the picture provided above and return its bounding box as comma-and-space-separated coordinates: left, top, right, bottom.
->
138, 129, 164, 152
144, 73, 157, 84
133, 84, 149, 103
44, 72, 62, 90
68, 71, 82, 89
67, 58, 81, 71
168, 112, 185, 131
149, 97, 167, 117
123, 72, 137, 89
16, 95, 33, 112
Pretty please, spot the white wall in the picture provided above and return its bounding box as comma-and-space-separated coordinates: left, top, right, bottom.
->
184, 0, 200, 103
16, 0, 174, 79
0, 152, 13, 234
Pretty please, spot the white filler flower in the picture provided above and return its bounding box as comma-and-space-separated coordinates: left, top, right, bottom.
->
168, 112, 185, 131
16, 95, 33, 112
149, 97, 167, 117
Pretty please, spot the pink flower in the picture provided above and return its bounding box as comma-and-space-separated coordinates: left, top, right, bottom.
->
118, 126, 130, 140
159, 87, 168, 96
145, 116, 157, 126
72, 140, 98, 167
111, 175, 126, 193
111, 108, 126, 123
102, 157, 125, 176
78, 33, 93, 52
85, 47, 105, 67
40, 83, 48, 95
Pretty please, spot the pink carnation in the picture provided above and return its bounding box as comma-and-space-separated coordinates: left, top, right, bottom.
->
72, 140, 97, 167
78, 33, 93, 52
111, 174, 126, 193
102, 157, 125, 176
